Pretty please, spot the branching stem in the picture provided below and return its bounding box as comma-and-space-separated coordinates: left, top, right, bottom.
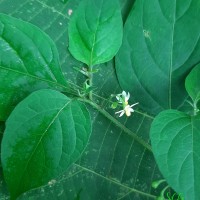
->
78, 98, 152, 152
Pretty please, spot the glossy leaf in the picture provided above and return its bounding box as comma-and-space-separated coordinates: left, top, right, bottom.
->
0, 13, 67, 121
0, 1, 162, 199
150, 110, 200, 200
1, 89, 91, 199
185, 63, 200, 104
116, 0, 200, 115
68, 0, 123, 66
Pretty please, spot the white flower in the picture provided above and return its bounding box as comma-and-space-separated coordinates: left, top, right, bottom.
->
115, 103, 138, 117
114, 91, 139, 117
116, 91, 130, 105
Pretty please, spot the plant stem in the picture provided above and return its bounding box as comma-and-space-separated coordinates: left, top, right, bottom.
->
78, 98, 152, 152
88, 65, 93, 100
193, 101, 199, 116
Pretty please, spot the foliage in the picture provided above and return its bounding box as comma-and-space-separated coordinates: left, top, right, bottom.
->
0, 0, 200, 200
68, 0, 123, 66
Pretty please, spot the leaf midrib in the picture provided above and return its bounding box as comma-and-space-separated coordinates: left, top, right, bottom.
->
89, 1, 102, 66
169, 0, 177, 109
74, 164, 157, 199
0, 65, 68, 90
16, 99, 73, 195
1, 23, 59, 81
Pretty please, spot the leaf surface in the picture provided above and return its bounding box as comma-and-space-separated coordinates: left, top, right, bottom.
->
185, 63, 200, 104
1, 89, 91, 199
68, 0, 123, 66
150, 110, 200, 200
0, 13, 67, 120
119, 0, 135, 23
0, 0, 162, 199
115, 0, 200, 115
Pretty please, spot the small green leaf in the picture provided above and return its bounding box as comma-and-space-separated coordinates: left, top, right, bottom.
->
0, 13, 68, 121
111, 102, 118, 109
150, 110, 200, 200
1, 89, 91, 200
68, 0, 123, 66
185, 63, 200, 104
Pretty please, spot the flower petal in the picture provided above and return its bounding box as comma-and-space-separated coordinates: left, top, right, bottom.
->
115, 110, 123, 114
115, 109, 125, 117
119, 111, 125, 117
126, 92, 130, 101
129, 108, 134, 112
122, 91, 126, 97
130, 102, 139, 107
125, 110, 131, 116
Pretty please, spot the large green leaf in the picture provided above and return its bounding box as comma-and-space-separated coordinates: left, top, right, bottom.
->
150, 110, 200, 200
68, 0, 123, 66
0, 13, 67, 121
1, 89, 91, 200
0, 0, 162, 199
115, 0, 200, 115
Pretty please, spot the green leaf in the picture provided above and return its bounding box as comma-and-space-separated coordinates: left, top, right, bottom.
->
185, 63, 200, 104
111, 102, 118, 109
68, 0, 123, 66
1, 89, 91, 200
119, 0, 135, 23
0, 1, 162, 199
150, 110, 200, 200
0, 122, 5, 168
0, 13, 68, 121
115, 0, 200, 115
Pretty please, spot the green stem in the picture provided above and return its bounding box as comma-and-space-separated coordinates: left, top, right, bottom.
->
193, 101, 199, 116
88, 65, 93, 100
78, 98, 152, 152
